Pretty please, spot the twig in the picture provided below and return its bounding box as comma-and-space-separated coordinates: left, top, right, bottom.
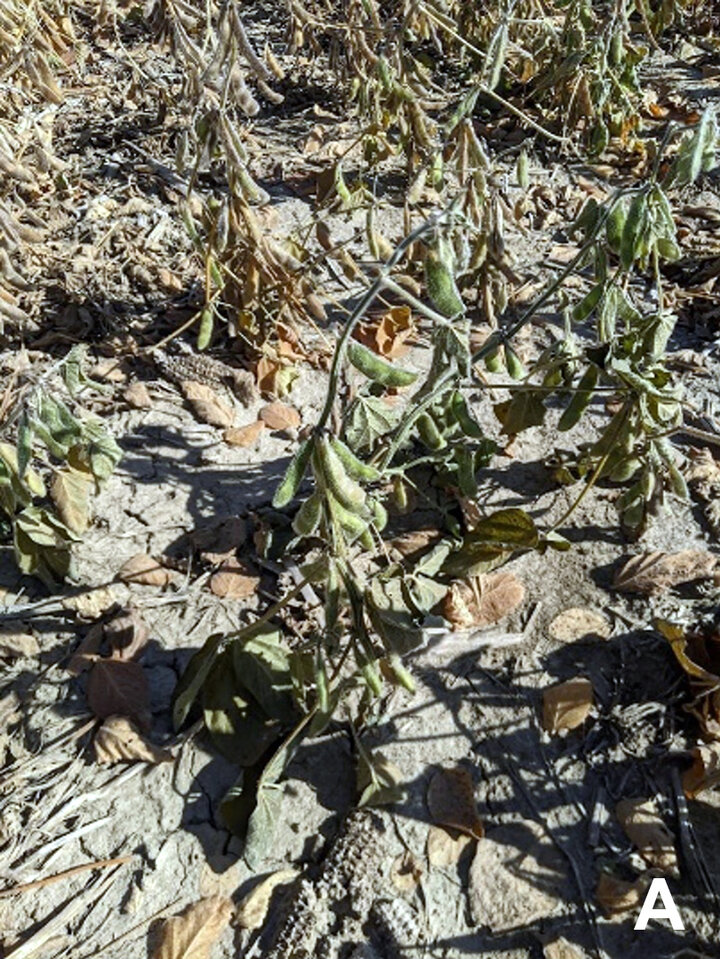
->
0, 855, 134, 898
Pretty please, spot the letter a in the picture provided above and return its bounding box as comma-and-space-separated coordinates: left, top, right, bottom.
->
634, 878, 684, 930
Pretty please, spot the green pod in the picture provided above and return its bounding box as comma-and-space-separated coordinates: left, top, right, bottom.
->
450, 391, 483, 438
347, 341, 417, 388
609, 457, 642, 482
327, 491, 369, 541
558, 364, 599, 431
392, 475, 408, 511
314, 649, 329, 713
620, 191, 649, 270
370, 497, 388, 531
605, 200, 627, 254
572, 283, 604, 322
317, 435, 366, 511
360, 658, 383, 697
197, 306, 214, 350
504, 344, 525, 380
484, 347, 504, 373
424, 247, 464, 318
273, 438, 313, 508
516, 150, 529, 189
655, 237, 680, 262
292, 491, 324, 537
387, 653, 415, 693
330, 436, 381, 482
417, 413, 446, 450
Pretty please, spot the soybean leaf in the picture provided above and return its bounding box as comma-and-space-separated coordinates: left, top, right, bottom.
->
172, 632, 226, 730
345, 395, 401, 452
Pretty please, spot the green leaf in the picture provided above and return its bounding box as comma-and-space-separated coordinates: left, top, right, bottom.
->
366, 575, 426, 655
172, 632, 225, 730
443, 508, 539, 577
13, 506, 75, 584
345, 395, 401, 452
232, 628, 297, 724
572, 283, 603, 322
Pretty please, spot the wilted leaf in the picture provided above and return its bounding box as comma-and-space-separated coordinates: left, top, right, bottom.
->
357, 749, 405, 807
443, 508, 538, 578
442, 571, 525, 630
258, 402, 301, 431
595, 872, 645, 916
427, 824, 474, 867
0, 629, 40, 658
616, 799, 678, 875
152, 896, 233, 959
173, 633, 225, 730
255, 356, 298, 396
181, 381, 234, 428
118, 554, 172, 587
345, 395, 400, 452
354, 305, 415, 359
223, 421, 264, 448
104, 607, 150, 661
209, 559, 260, 599
87, 658, 151, 730
613, 550, 717, 595
94, 715, 172, 765
390, 850, 423, 892
542, 678, 593, 733
51, 466, 93, 535
236, 869, 298, 929
427, 766, 483, 840
494, 391, 546, 435
683, 742, 720, 797
548, 607, 611, 642
656, 617, 720, 738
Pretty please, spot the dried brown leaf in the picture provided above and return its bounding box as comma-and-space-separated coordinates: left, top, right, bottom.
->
390, 850, 423, 893
543, 938, 588, 959
62, 586, 118, 619
87, 658, 151, 730
105, 607, 150, 661
223, 421, 264, 448
548, 607, 611, 642
355, 305, 415, 359
152, 896, 233, 959
209, 559, 260, 599
51, 467, 92, 535
616, 799, 678, 875
118, 554, 172, 587
613, 550, 717, 595
181, 380, 234, 428
683, 742, 720, 798
595, 872, 645, 916
236, 869, 297, 930
542, 678, 593, 734
192, 515, 248, 563
0, 629, 40, 658
442, 572, 525, 630
124, 381, 153, 409
427, 767, 484, 840
426, 824, 474, 867
258, 402, 301, 431
94, 715, 172, 765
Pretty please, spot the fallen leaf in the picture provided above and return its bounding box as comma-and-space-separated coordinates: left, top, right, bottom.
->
255, 356, 297, 396
542, 678, 593, 733
390, 850, 423, 893
442, 571, 525, 630
0, 629, 40, 658
87, 658, 151, 730
656, 618, 720, 738
104, 607, 150, 661
616, 799, 678, 875
152, 896, 233, 959
209, 558, 260, 599
427, 766, 484, 840
67, 622, 104, 674
118, 554, 172, 587
613, 550, 717, 595
258, 402, 301, 431
548, 607, 611, 642
192, 515, 248, 563
388, 528, 442, 560
354, 305, 415, 359
62, 586, 118, 619
426, 824, 474, 867
93, 358, 126, 383
94, 715, 172, 764
181, 380, 234, 428
595, 871, 645, 916
51, 466, 93, 534
686, 448, 720, 538
683, 743, 720, 797
124, 382, 153, 409
223, 421, 264, 448
543, 937, 589, 959
236, 869, 297, 929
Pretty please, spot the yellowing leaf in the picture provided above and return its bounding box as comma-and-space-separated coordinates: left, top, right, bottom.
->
152, 897, 233, 959
94, 715, 172, 765
542, 678, 593, 733
236, 869, 298, 929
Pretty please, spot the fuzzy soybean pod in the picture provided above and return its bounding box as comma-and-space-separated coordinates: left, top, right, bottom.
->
273, 438, 314, 508
620, 191, 649, 270
388, 653, 415, 693
317, 435, 366, 511
347, 342, 418, 388
424, 245, 465, 318
605, 199, 627, 254
292, 491, 324, 537
330, 436, 381, 482
197, 306, 214, 350
558, 364, 599, 431
504, 344, 525, 380
417, 413, 447, 450
327, 490, 369, 541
